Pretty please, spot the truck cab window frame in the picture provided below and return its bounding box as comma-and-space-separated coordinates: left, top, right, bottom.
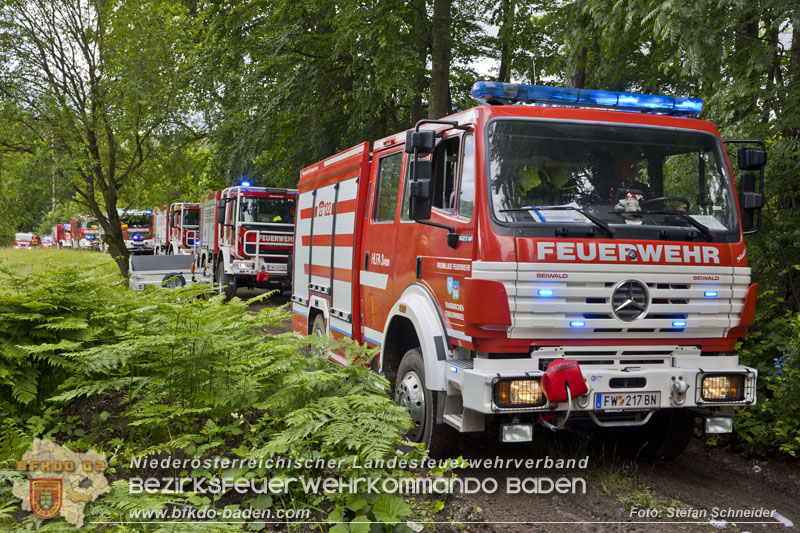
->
457, 134, 475, 219
373, 151, 404, 223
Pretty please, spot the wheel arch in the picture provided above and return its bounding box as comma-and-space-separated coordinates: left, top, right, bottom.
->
381, 283, 449, 391
307, 296, 330, 335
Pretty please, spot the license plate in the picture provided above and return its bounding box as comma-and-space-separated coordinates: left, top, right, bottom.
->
265, 264, 287, 272
594, 391, 660, 410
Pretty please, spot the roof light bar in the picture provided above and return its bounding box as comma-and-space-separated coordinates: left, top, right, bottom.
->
471, 81, 703, 116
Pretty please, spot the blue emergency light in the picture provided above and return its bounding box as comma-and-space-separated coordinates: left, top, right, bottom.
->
145, 209, 153, 215
704, 291, 718, 298
672, 320, 687, 328
538, 289, 554, 296
570, 321, 586, 328
471, 81, 703, 116
132, 233, 143, 242
240, 180, 251, 187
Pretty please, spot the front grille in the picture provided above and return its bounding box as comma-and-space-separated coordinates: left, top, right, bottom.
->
471, 261, 749, 340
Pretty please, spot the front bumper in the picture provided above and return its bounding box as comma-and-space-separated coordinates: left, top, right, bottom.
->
125, 239, 153, 251
229, 258, 290, 277
447, 345, 756, 415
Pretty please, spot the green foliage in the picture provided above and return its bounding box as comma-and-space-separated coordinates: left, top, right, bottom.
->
0, 250, 439, 530
0, 250, 123, 415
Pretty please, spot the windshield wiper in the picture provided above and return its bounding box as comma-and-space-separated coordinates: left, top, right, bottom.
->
499, 206, 615, 237
642, 211, 714, 240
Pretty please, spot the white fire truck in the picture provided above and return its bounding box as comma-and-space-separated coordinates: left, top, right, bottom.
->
291, 82, 765, 458
197, 185, 297, 299
153, 202, 199, 255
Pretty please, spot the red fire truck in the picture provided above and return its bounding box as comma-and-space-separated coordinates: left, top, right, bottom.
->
291, 82, 765, 458
70, 215, 100, 250
153, 202, 199, 255
197, 185, 297, 299
119, 209, 154, 253
13, 232, 35, 249
51, 224, 71, 248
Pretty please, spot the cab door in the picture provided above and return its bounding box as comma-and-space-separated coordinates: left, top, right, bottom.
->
359, 149, 404, 347
415, 132, 476, 346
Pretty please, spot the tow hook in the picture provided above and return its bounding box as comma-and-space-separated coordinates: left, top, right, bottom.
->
671, 376, 688, 405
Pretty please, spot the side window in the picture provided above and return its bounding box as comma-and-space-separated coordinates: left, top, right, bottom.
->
373, 152, 403, 222
458, 135, 475, 218
432, 136, 461, 213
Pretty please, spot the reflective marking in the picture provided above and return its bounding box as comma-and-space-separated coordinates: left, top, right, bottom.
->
360, 270, 388, 290
330, 325, 352, 337
324, 145, 364, 166
364, 326, 384, 346
446, 328, 471, 341
328, 351, 347, 365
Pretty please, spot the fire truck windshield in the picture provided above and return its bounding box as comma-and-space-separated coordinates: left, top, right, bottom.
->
182, 209, 199, 227
238, 196, 296, 224
122, 214, 152, 228
80, 218, 98, 229
487, 121, 737, 238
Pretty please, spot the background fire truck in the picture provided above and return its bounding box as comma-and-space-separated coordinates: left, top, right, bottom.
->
291, 82, 766, 459
50, 224, 71, 248
119, 209, 154, 254
197, 185, 296, 299
13, 232, 35, 249
153, 202, 199, 255
70, 215, 100, 250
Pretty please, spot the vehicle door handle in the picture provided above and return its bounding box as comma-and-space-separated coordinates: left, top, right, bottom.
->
364, 252, 369, 271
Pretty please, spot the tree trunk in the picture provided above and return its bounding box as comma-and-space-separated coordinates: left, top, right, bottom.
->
429, 0, 451, 119
410, 0, 428, 124
496, 0, 515, 83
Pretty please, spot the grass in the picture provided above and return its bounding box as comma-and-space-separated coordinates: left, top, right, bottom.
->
0, 247, 118, 276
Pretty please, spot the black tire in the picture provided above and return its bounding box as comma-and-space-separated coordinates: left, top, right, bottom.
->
312, 314, 326, 336
612, 409, 694, 460
215, 259, 237, 300
161, 273, 186, 289
395, 348, 459, 458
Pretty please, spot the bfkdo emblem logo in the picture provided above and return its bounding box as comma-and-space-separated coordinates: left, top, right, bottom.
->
30, 478, 63, 519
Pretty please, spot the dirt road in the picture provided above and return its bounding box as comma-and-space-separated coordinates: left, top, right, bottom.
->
247, 290, 799, 531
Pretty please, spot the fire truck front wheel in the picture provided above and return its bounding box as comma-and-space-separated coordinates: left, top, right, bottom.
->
215, 261, 237, 300
395, 348, 458, 458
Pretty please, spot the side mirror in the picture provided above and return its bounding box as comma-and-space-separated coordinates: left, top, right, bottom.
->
405, 130, 435, 154
738, 148, 767, 170
739, 173, 763, 233
408, 159, 433, 220
216, 206, 226, 225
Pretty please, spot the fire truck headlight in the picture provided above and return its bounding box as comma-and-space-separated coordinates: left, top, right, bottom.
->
234, 261, 253, 271
701, 375, 744, 402
494, 379, 546, 408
